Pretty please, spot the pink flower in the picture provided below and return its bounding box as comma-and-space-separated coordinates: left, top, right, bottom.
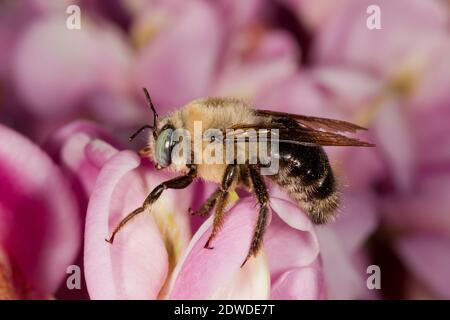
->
315, 0, 449, 80
44, 120, 123, 210
7, 0, 299, 142
0, 0, 71, 79
0, 124, 80, 298
133, 0, 225, 109
133, 0, 299, 109
2, 0, 447, 300
12, 14, 140, 123
310, 0, 450, 298
379, 168, 450, 299
83, 146, 324, 299
42, 120, 125, 299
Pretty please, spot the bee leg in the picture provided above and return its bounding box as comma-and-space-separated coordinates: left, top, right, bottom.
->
241, 165, 269, 267
204, 165, 237, 249
203, 192, 228, 249
105, 166, 197, 244
189, 188, 220, 216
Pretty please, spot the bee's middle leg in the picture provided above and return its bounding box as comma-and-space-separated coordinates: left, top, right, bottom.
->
189, 188, 220, 217
204, 165, 237, 249
241, 165, 269, 267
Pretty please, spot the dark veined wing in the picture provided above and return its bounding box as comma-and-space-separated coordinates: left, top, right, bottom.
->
225, 124, 374, 147
254, 109, 367, 133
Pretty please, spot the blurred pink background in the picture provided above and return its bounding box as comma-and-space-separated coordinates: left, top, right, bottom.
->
0, 0, 449, 300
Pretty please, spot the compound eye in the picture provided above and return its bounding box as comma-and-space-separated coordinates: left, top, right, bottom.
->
155, 128, 174, 167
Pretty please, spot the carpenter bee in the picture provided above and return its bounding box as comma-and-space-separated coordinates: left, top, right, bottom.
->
106, 88, 374, 266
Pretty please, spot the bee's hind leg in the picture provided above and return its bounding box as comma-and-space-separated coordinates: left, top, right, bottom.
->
204, 165, 237, 249
105, 166, 197, 244
189, 188, 220, 216
241, 165, 269, 267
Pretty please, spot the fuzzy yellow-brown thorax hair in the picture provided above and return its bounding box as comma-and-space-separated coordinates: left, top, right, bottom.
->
168, 97, 258, 183
179, 97, 256, 131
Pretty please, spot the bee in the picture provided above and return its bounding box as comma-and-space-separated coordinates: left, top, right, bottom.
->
106, 88, 374, 266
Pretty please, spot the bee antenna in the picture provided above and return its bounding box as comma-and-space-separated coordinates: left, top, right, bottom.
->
142, 87, 158, 127
128, 125, 153, 142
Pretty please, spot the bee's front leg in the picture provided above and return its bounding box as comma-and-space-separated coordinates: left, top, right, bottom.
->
105, 165, 197, 244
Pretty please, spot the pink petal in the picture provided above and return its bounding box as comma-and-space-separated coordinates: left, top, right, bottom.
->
215, 0, 264, 30
62, 136, 119, 198
87, 91, 145, 127
209, 252, 270, 300
315, 193, 378, 299
310, 66, 382, 112
254, 73, 328, 115
264, 197, 320, 277
134, 1, 224, 110
12, 17, 96, 117
264, 197, 325, 300
44, 120, 122, 160
410, 41, 450, 112
13, 16, 131, 118
212, 58, 297, 101
330, 192, 378, 253
373, 99, 415, 191
0, 124, 80, 294
255, 67, 382, 122
45, 122, 121, 300
247, 30, 300, 62
414, 110, 450, 167
271, 265, 325, 300
317, 227, 371, 299
337, 146, 386, 192
0, 0, 70, 77
169, 198, 271, 299
84, 151, 168, 299
44, 121, 122, 219
395, 233, 450, 299
315, 0, 448, 76
381, 172, 450, 234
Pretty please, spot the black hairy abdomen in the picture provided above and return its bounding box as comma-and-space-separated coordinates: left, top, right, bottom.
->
268, 142, 339, 224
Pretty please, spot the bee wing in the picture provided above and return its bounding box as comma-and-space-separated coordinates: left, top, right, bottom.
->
254, 109, 367, 133
225, 125, 374, 147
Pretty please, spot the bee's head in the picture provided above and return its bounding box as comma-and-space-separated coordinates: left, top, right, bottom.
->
130, 88, 177, 169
